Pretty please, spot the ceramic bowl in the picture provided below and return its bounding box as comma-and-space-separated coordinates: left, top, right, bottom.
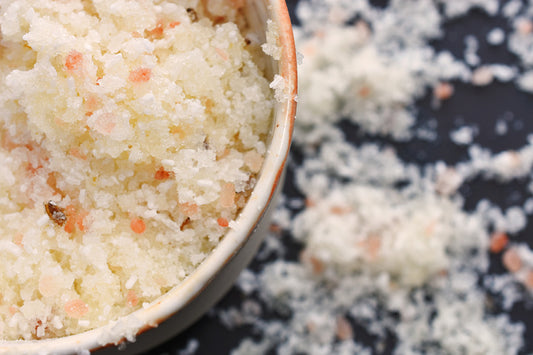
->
0, 0, 297, 354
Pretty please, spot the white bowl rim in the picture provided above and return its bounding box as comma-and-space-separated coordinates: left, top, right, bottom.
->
0, 0, 297, 354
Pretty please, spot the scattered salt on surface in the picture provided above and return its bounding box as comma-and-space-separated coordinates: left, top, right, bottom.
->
450, 126, 477, 145
199, 1, 533, 354
465, 35, 481, 66
487, 27, 506, 45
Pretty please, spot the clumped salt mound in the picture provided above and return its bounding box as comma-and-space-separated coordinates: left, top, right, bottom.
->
0, 0, 273, 340
294, 0, 470, 143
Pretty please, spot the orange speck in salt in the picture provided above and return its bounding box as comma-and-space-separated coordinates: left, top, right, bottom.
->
9, 306, 17, 315
85, 95, 100, 111
433, 82, 454, 100
69, 147, 87, 160
129, 68, 152, 83
300, 249, 325, 275
179, 202, 199, 218
64, 217, 76, 234
305, 198, 316, 208
131, 31, 142, 38
358, 236, 381, 261
518, 19, 533, 35
13, 233, 23, 248
217, 217, 229, 227
146, 21, 164, 38
219, 183, 235, 208
358, 86, 371, 98
154, 167, 172, 180
330, 205, 351, 215
216, 148, 231, 160
489, 232, 509, 253
215, 48, 229, 61
65, 50, 83, 72
335, 316, 354, 341
126, 290, 139, 307
244, 150, 264, 173
94, 113, 116, 135
54, 117, 66, 127
130, 217, 146, 234
64, 205, 77, 234
229, 0, 246, 9
169, 21, 181, 28
170, 125, 188, 139
1, 133, 18, 151
38, 275, 59, 297
502, 248, 522, 273
64, 299, 88, 318
269, 223, 282, 233
76, 210, 89, 231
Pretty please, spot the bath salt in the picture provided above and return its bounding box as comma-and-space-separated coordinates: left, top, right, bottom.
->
487, 28, 505, 45
0, 0, 275, 340
450, 126, 476, 145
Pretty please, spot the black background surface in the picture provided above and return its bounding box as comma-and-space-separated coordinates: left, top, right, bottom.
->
151, 0, 533, 354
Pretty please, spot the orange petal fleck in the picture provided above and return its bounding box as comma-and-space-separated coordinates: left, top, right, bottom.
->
65, 50, 83, 71
217, 217, 229, 227
154, 167, 172, 180
219, 183, 235, 208
335, 316, 354, 341
489, 232, 509, 254
126, 290, 139, 307
215, 48, 229, 61
129, 68, 152, 83
13, 233, 24, 248
130, 217, 146, 234
433, 82, 454, 100
76, 210, 89, 231
64, 299, 88, 318
179, 202, 199, 217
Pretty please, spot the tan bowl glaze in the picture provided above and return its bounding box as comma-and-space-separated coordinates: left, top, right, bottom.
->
0, 1, 297, 354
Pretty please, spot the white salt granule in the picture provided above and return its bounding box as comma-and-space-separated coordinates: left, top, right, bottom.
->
270, 74, 290, 102
517, 70, 533, 93
472, 66, 495, 86
178, 338, 200, 355
465, 35, 481, 66
450, 126, 476, 145
262, 20, 282, 61
487, 28, 505, 45
125, 276, 138, 290
503, 0, 523, 18
489, 64, 517, 82
524, 198, 533, 214
495, 119, 508, 135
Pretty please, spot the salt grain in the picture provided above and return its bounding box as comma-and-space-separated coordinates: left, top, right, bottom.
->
487, 28, 505, 45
